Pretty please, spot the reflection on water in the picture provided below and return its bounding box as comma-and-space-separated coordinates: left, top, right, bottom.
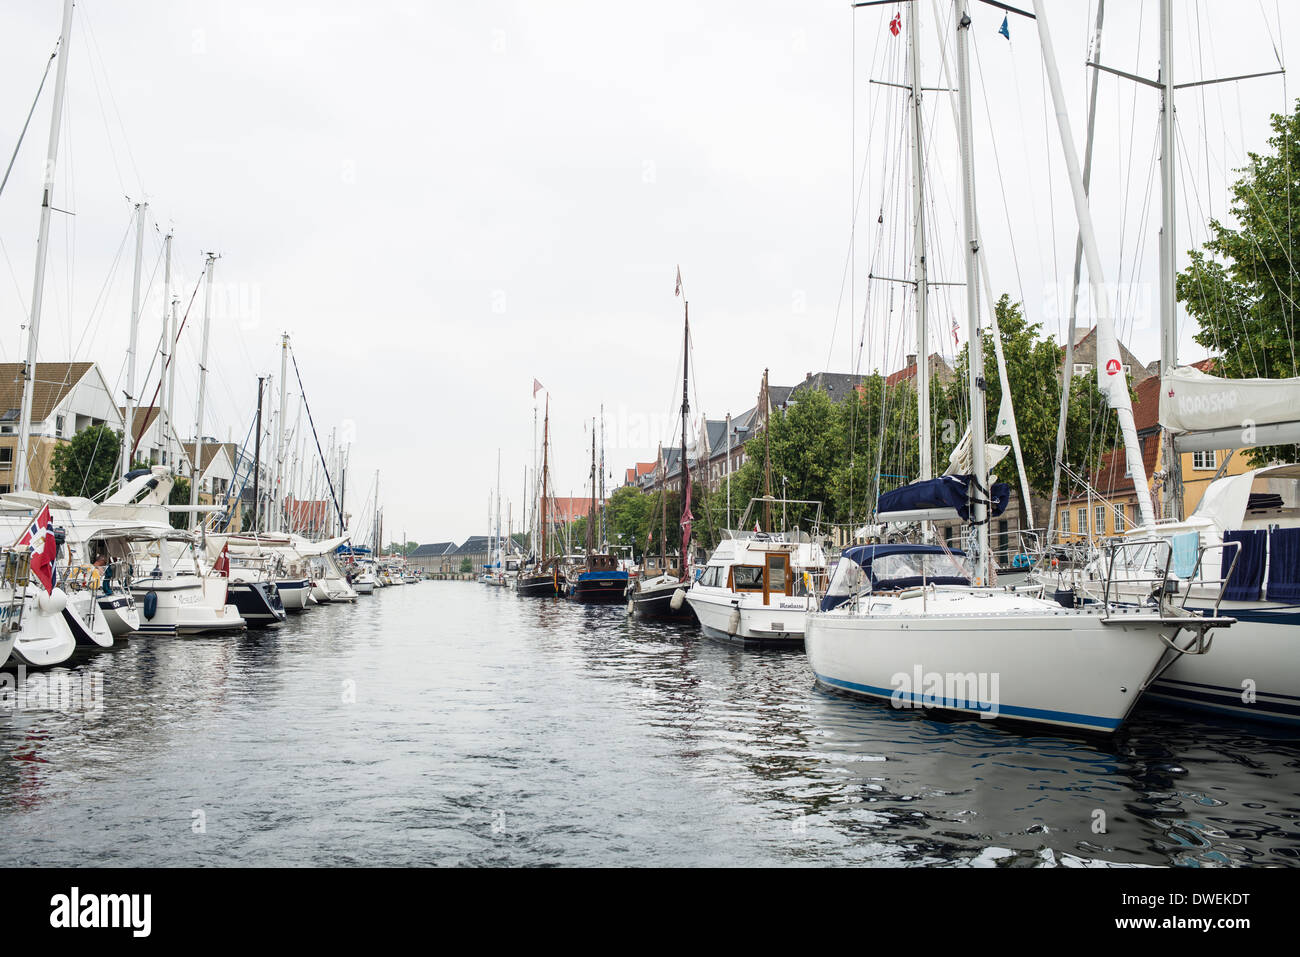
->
0, 582, 1296, 866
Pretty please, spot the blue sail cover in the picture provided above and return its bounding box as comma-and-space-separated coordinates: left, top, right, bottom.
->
877, 475, 1010, 521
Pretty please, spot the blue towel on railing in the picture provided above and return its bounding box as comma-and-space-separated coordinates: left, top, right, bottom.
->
1222, 529, 1266, 602
1170, 531, 1199, 579
1266, 527, 1300, 603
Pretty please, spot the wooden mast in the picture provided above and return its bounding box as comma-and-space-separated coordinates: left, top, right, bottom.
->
540, 397, 550, 562
762, 368, 772, 531
586, 421, 596, 559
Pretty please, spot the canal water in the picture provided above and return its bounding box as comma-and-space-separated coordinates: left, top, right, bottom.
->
1, 581, 1297, 867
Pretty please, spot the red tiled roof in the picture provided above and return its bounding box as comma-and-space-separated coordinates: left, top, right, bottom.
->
885, 352, 943, 388
285, 498, 332, 529
624, 461, 656, 484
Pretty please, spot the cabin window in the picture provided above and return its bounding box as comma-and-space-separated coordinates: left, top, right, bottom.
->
766, 555, 787, 594
1193, 450, 1217, 471
731, 565, 764, 591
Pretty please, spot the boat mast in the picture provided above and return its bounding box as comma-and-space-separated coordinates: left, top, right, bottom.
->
16, 0, 74, 493
540, 398, 550, 561
954, 3, 990, 583
762, 368, 772, 531
253, 376, 264, 534
274, 333, 289, 532
1157, 0, 1183, 522
189, 253, 218, 531
1047, 1, 1106, 540
158, 231, 174, 469
587, 423, 596, 557
659, 445, 667, 572
599, 404, 607, 549
679, 298, 690, 577
908, 0, 931, 517
120, 201, 148, 481
1032, 0, 1155, 529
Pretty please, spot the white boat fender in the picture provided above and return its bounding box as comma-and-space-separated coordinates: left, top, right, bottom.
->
626, 599, 635, 616
727, 607, 741, 635
670, 588, 686, 611
37, 587, 68, 615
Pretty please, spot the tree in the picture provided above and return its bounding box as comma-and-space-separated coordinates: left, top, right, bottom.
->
385, 541, 419, 556
1178, 98, 1300, 466
169, 477, 191, 530
459, 557, 472, 574
49, 425, 123, 498
948, 294, 1116, 522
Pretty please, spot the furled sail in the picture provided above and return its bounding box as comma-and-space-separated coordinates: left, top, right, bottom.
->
1160, 365, 1300, 452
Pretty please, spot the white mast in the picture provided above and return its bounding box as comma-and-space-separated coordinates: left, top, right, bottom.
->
189, 253, 217, 530
275, 333, 288, 532
120, 201, 148, 480
1032, 0, 1155, 528
1157, 0, 1182, 521
954, 2, 990, 583
909, 0, 931, 495
16, 0, 75, 493
158, 231, 174, 470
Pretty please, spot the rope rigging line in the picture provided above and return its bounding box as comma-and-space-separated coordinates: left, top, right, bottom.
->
0, 47, 58, 200
289, 346, 346, 535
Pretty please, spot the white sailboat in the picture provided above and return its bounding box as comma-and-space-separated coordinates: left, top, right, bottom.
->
804, 1, 1233, 734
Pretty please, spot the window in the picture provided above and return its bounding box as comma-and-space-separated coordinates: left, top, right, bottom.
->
1193, 450, 1218, 471
1073, 363, 1092, 376
1094, 506, 1106, 536
731, 565, 764, 591
1115, 503, 1126, 529
55, 415, 65, 435
1061, 510, 1071, 535
766, 554, 787, 596
1077, 508, 1086, 536
0, 485, 10, 494
0, 447, 11, 470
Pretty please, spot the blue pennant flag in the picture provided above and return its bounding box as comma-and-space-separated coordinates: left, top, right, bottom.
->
999, 15, 1010, 39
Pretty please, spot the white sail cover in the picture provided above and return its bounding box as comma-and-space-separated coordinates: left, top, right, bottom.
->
1160, 365, 1300, 451
944, 425, 1010, 477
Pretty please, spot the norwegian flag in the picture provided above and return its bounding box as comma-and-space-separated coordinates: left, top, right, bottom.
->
213, 543, 231, 577
889, 12, 902, 36
27, 510, 58, 594
15, 504, 52, 547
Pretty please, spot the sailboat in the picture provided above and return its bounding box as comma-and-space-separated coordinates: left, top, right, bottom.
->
567, 423, 629, 602
803, 1, 1233, 734
630, 281, 698, 623
518, 397, 567, 597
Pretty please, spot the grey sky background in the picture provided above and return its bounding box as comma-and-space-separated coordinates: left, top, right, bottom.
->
2, 1, 1293, 543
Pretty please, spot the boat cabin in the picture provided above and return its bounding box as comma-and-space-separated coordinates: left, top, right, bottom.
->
821, 544, 970, 610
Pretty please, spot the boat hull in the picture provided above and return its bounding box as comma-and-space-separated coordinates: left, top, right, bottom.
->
276, 579, 312, 612
96, 593, 140, 636
686, 588, 809, 647
227, 581, 287, 627
805, 606, 1173, 733
569, 572, 629, 603
630, 578, 697, 623
517, 574, 566, 598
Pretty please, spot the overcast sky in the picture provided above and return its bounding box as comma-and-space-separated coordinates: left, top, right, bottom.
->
2, 1, 1293, 544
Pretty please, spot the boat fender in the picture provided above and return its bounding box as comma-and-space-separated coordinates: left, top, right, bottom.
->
627, 599, 635, 616
143, 590, 158, 620
37, 587, 68, 615
670, 588, 686, 611
727, 607, 741, 635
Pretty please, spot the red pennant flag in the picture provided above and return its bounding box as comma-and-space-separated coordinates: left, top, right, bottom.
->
889, 12, 901, 36
213, 543, 230, 577
532, 378, 544, 398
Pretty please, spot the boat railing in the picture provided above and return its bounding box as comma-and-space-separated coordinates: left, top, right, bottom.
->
0, 549, 31, 636
1098, 537, 1238, 620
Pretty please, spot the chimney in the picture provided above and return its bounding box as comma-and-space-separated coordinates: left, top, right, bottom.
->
906, 353, 917, 368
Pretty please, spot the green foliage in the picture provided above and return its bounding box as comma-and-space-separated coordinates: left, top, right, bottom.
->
1178, 99, 1300, 466
947, 294, 1115, 519
169, 477, 191, 530
49, 425, 123, 498
385, 541, 419, 556
459, 557, 472, 574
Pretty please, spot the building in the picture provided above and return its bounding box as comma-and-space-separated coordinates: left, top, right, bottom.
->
451, 534, 527, 572
408, 541, 458, 575
120, 405, 189, 472
0, 360, 124, 494
884, 353, 956, 389
1055, 359, 1249, 541
1061, 327, 1154, 385
284, 497, 335, 538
